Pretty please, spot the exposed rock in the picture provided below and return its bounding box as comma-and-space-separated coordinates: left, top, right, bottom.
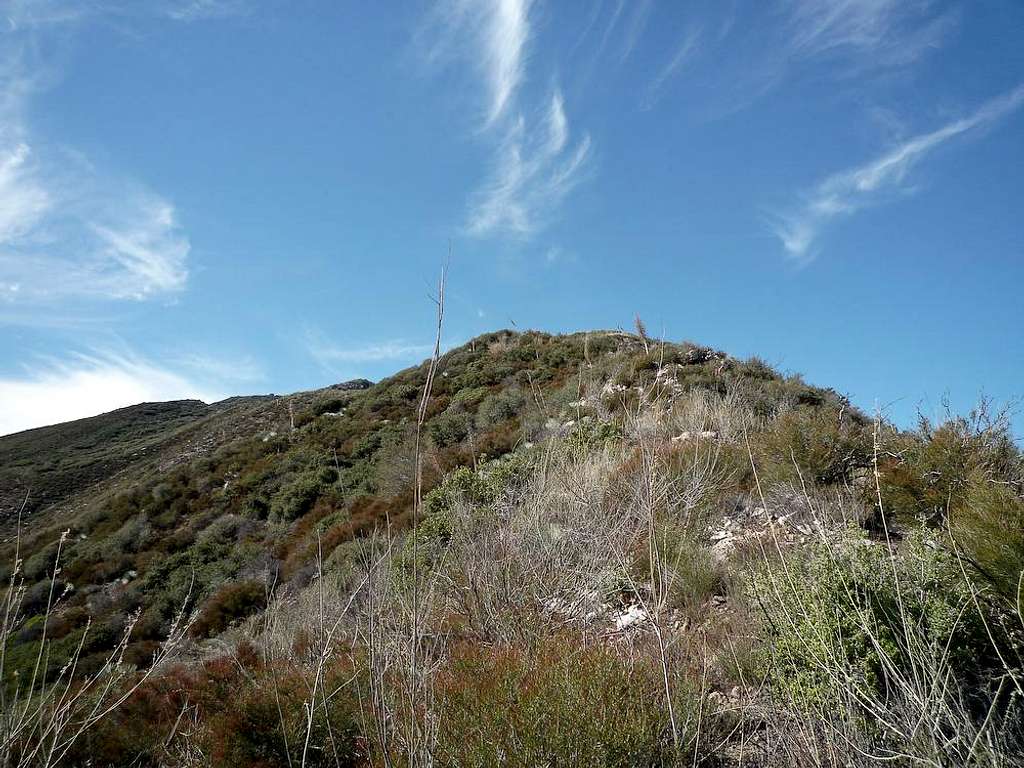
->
329, 378, 372, 391
671, 430, 718, 442
612, 603, 647, 631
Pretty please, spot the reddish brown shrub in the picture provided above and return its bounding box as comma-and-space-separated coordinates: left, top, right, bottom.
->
191, 580, 267, 638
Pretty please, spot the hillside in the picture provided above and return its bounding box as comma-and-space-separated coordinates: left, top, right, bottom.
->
0, 397, 284, 532
0, 329, 1022, 767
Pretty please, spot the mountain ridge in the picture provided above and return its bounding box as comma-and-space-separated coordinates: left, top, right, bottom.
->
1, 328, 1021, 766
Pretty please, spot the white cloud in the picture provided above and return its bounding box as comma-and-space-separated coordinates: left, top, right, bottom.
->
0, 35, 190, 304
89, 199, 190, 298
2, 1, 246, 28
0, 143, 51, 243
174, 351, 266, 383
769, 83, 1024, 262
617, 0, 653, 63
483, 0, 532, 125
0, 353, 221, 436
543, 244, 577, 266
427, 0, 533, 126
162, 0, 248, 22
784, 0, 956, 67
2, 0, 88, 30
303, 327, 434, 374
467, 90, 591, 237
686, 1, 955, 117
424, 1, 593, 242
0, 172, 190, 301
594, 0, 627, 59
642, 27, 701, 109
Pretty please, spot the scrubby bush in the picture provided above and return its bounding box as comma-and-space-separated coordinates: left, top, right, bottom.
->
74, 647, 365, 768
192, 579, 267, 638
877, 410, 1021, 526
475, 387, 527, 431
427, 411, 471, 448
753, 405, 870, 487
950, 477, 1024, 604
22, 542, 59, 583
753, 524, 1023, 762
434, 640, 708, 767
566, 416, 624, 448
270, 466, 338, 522
758, 526, 1009, 702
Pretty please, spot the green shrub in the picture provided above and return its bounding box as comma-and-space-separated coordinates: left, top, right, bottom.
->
428, 411, 471, 448
22, 542, 59, 582
448, 385, 490, 411
950, 476, 1024, 604
565, 416, 623, 449
270, 466, 338, 522
877, 413, 1021, 525
141, 516, 261, 629
753, 406, 870, 487
475, 387, 527, 430
753, 526, 1015, 712
411, 452, 537, 566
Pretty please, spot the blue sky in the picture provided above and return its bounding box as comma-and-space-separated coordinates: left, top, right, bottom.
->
1, 0, 1022, 437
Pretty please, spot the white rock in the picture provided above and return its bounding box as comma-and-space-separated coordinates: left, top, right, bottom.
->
671, 430, 718, 442
711, 538, 734, 563
613, 604, 647, 631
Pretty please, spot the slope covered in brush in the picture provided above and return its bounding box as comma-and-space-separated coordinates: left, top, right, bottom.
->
0, 395, 298, 531
0, 330, 859, 671
3, 328, 1023, 767
1, 400, 209, 527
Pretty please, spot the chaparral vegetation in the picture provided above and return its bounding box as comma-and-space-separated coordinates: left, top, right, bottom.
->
1, 327, 1022, 767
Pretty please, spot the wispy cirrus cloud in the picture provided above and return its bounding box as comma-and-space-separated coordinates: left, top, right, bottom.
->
784, 0, 957, 67
162, 0, 248, 23
668, 1, 956, 118
2, 0, 89, 29
424, 0, 592, 242
0, 150, 191, 301
0, 23, 190, 307
0, 143, 50, 243
3, 0, 247, 27
642, 27, 701, 110
0, 352, 222, 436
769, 83, 1024, 262
425, 0, 533, 127
173, 350, 266, 384
617, 0, 652, 63
468, 91, 591, 237
302, 327, 435, 376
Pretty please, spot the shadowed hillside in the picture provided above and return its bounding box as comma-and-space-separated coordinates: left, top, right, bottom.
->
0, 400, 213, 527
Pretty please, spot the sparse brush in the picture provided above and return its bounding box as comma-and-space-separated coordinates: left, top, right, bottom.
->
748, 430, 1024, 767
0, 523, 196, 768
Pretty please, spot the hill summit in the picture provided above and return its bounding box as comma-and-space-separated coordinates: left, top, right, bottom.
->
0, 329, 1021, 767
